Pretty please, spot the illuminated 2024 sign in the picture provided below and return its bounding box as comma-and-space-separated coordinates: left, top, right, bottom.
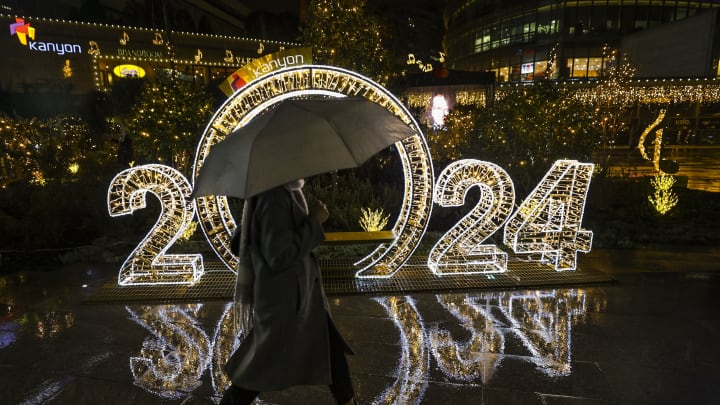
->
107, 65, 594, 286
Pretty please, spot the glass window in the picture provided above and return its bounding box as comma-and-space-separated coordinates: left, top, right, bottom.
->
587, 57, 603, 77
535, 60, 549, 80
662, 5, 676, 22
606, 4, 620, 31
497, 66, 510, 82
568, 57, 590, 78
635, 5, 650, 30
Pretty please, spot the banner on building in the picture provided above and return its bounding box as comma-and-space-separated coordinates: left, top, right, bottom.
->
219, 46, 312, 97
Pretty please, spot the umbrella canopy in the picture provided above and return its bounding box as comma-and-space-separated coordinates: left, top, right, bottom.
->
192, 96, 417, 199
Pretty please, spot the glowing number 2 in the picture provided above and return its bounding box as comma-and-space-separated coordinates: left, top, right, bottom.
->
503, 160, 594, 271
107, 164, 204, 285
427, 160, 516, 274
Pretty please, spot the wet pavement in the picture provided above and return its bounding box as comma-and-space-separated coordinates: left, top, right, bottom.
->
1, 247, 719, 404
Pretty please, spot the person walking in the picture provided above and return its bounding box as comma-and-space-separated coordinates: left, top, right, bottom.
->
220, 179, 357, 405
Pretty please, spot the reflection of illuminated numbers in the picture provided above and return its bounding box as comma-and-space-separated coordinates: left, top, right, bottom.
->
428, 160, 515, 275
209, 303, 240, 398
127, 305, 211, 399
499, 290, 587, 376
126, 288, 602, 401
372, 296, 429, 404
430, 294, 504, 383
504, 160, 593, 271
107, 164, 203, 285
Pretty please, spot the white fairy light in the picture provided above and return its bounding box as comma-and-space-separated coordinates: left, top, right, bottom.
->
427, 159, 515, 275
107, 164, 203, 285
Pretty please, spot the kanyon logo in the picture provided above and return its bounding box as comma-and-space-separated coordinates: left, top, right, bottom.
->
9, 17, 82, 55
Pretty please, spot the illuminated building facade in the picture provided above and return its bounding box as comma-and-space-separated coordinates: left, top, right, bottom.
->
444, 0, 720, 82
443, 1, 720, 145
0, 14, 298, 116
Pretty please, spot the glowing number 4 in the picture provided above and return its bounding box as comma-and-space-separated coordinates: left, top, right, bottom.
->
504, 160, 594, 271
107, 164, 204, 285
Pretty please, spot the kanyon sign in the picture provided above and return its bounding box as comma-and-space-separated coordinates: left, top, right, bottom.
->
9, 18, 83, 55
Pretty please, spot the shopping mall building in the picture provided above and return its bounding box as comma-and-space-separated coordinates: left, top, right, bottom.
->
444, 0, 720, 82
441, 1, 720, 145
0, 13, 299, 116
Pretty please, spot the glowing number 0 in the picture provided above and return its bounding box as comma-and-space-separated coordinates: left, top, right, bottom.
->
503, 160, 594, 271
107, 164, 203, 285
427, 159, 515, 274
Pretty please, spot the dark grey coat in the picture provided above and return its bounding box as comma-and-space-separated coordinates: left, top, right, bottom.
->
224, 186, 349, 392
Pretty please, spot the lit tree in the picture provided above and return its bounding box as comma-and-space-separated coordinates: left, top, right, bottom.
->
302, 0, 392, 85
111, 76, 214, 176
0, 114, 98, 186
648, 172, 678, 215
469, 82, 600, 195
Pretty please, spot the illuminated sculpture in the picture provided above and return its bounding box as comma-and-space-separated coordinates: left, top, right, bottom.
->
107, 164, 203, 285
503, 160, 594, 271
428, 159, 515, 275
192, 65, 435, 279
637, 109, 667, 171
107, 66, 599, 285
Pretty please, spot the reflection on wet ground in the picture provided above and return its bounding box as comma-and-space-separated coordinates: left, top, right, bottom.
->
1, 258, 719, 404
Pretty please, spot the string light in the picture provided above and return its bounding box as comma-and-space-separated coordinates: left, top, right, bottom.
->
359, 207, 390, 232
122, 288, 603, 401
648, 172, 678, 215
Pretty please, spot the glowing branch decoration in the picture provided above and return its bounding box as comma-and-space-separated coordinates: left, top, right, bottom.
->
648, 173, 678, 215
123, 288, 605, 400
192, 65, 434, 279
428, 159, 515, 275
503, 160, 594, 271
107, 164, 203, 285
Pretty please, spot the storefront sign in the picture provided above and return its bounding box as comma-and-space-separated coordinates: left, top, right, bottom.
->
9, 17, 82, 55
